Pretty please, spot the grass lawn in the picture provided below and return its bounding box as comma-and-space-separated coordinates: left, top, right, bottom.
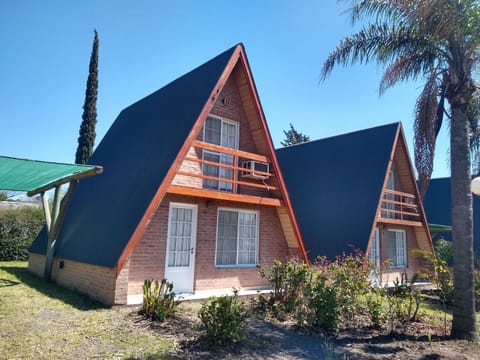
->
0, 261, 174, 360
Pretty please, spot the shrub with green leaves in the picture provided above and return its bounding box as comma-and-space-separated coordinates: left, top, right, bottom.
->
259, 258, 309, 314
142, 279, 178, 322
316, 250, 375, 326
385, 272, 424, 335
198, 290, 249, 345
301, 275, 338, 333
0, 207, 44, 261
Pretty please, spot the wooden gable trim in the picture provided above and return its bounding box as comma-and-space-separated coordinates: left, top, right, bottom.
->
396, 124, 434, 253
235, 45, 309, 264
115, 46, 244, 275
367, 123, 434, 261
367, 123, 401, 260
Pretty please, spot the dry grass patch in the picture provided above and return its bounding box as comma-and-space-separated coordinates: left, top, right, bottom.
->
0, 261, 174, 360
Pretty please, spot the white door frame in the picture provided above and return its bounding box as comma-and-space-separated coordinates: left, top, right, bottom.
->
164, 203, 198, 294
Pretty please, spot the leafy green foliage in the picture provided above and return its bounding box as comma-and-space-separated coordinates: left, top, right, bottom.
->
0, 207, 44, 260
280, 123, 311, 147
259, 258, 309, 314
366, 289, 387, 328
317, 251, 373, 323
258, 254, 430, 335
198, 290, 249, 345
385, 272, 424, 335
142, 279, 178, 322
75, 29, 99, 164
0, 192, 7, 201
300, 275, 338, 332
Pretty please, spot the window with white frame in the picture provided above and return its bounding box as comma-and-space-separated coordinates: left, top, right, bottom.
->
370, 228, 380, 267
202, 116, 239, 191
388, 229, 407, 268
215, 209, 258, 266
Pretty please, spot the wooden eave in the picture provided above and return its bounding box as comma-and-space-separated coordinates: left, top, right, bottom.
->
167, 185, 283, 206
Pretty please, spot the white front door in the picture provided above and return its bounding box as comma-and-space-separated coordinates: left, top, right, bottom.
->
165, 203, 197, 294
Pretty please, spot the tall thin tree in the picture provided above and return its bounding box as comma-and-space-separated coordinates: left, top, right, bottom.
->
321, 0, 479, 340
75, 29, 99, 164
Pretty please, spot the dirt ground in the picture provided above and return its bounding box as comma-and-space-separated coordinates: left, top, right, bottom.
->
137, 300, 480, 360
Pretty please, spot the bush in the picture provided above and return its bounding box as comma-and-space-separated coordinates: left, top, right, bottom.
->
0, 207, 44, 260
259, 258, 309, 315
142, 279, 178, 322
317, 251, 374, 323
300, 275, 338, 332
198, 290, 249, 345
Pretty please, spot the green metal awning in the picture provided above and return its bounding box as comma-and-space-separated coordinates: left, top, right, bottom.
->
428, 223, 452, 233
0, 156, 102, 196
0, 155, 103, 282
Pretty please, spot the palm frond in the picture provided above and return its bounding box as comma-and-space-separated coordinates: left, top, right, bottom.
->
320, 23, 441, 81
344, 0, 410, 25
414, 73, 441, 197
468, 90, 480, 152
379, 52, 438, 94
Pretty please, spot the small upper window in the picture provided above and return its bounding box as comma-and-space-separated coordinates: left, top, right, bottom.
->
203, 116, 238, 149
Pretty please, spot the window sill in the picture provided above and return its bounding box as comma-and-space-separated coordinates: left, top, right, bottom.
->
215, 264, 257, 269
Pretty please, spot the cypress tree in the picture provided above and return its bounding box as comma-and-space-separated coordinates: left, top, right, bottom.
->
75, 30, 99, 164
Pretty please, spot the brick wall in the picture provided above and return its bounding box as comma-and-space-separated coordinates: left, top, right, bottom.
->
377, 224, 424, 283
171, 67, 275, 199
28, 253, 118, 305
126, 193, 291, 298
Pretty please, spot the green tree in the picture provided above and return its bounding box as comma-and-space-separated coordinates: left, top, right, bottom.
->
321, 0, 479, 340
75, 29, 99, 164
0, 192, 7, 201
280, 123, 311, 147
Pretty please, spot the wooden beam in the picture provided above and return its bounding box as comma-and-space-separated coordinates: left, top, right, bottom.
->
40, 192, 51, 232
377, 218, 423, 227
167, 185, 283, 206
191, 140, 270, 162
44, 185, 65, 282
28, 166, 103, 196
175, 171, 278, 191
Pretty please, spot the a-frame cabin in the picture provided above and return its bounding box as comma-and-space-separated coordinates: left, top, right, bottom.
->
28, 44, 307, 305
276, 123, 434, 283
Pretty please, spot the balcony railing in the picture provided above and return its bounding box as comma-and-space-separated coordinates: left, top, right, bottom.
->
380, 189, 421, 223
174, 140, 276, 194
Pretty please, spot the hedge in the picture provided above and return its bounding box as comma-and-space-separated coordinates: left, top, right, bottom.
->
0, 207, 44, 261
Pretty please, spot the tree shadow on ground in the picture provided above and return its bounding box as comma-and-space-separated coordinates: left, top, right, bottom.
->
0, 265, 106, 310
334, 331, 450, 360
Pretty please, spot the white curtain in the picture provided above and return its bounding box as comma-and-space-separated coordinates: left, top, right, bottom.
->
168, 207, 193, 267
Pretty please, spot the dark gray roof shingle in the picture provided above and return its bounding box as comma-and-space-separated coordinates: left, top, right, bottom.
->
30, 45, 237, 267
276, 123, 399, 262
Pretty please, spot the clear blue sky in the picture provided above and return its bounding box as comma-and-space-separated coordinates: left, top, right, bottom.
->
0, 0, 450, 178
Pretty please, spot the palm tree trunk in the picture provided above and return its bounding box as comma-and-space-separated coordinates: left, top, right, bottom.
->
450, 104, 478, 340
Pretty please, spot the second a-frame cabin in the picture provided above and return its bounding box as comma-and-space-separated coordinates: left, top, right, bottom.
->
276, 123, 434, 283
28, 44, 307, 305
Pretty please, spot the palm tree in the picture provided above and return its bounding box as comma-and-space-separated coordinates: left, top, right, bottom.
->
321, 0, 479, 340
